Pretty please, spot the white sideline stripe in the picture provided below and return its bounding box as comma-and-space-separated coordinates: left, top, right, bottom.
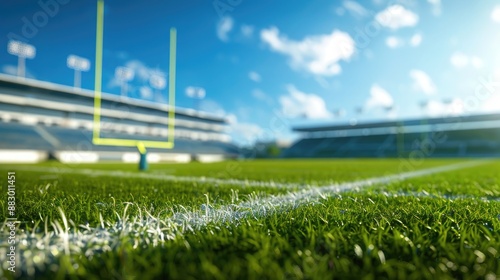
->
0, 160, 490, 274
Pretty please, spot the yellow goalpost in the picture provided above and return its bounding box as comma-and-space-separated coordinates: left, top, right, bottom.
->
92, 0, 176, 155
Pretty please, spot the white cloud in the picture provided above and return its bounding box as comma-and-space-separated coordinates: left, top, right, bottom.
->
108, 60, 166, 91
279, 85, 332, 119
230, 122, 266, 146
410, 33, 422, 47
343, 1, 368, 18
385, 34, 422, 49
199, 99, 225, 116
192, 104, 265, 146
365, 84, 394, 110
450, 52, 469, 69
203, 110, 268, 146
226, 113, 237, 125
248, 71, 261, 82
492, 6, 500, 23
470, 56, 484, 69
386, 107, 399, 119
410, 69, 436, 95
139, 86, 153, 99
216, 16, 234, 42
241, 25, 254, 37
386, 36, 404, 48
428, 0, 441, 16
127, 60, 164, 81
447, 99, 465, 115
424, 99, 464, 117
106, 60, 166, 98
481, 94, 500, 112
261, 27, 355, 76
450, 52, 483, 69
225, 114, 267, 146
424, 100, 445, 117
375, 5, 419, 30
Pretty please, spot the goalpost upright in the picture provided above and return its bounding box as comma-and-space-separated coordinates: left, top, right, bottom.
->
92, 0, 177, 165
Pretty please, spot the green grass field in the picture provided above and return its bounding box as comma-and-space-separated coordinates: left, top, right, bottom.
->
0, 159, 499, 279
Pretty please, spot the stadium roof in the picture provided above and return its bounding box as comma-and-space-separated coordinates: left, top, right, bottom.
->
0, 73, 228, 123
292, 113, 500, 132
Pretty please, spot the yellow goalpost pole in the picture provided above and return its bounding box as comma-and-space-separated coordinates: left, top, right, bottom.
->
92, 0, 177, 154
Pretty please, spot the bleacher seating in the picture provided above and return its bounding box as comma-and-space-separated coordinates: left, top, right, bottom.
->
0, 122, 53, 150
1, 122, 238, 156
0, 74, 238, 161
284, 127, 500, 158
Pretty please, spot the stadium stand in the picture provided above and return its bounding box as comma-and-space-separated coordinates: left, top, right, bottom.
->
0, 74, 238, 163
285, 115, 500, 158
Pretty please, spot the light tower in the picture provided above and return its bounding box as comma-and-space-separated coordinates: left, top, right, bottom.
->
115, 66, 134, 97
185, 86, 206, 110
7, 40, 36, 78
149, 74, 167, 103
67, 55, 91, 89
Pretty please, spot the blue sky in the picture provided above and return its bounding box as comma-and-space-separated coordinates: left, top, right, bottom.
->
2, 0, 500, 145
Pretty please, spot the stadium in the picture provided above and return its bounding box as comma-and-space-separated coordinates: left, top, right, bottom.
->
1, 1, 500, 280
0, 73, 238, 164
286, 113, 500, 158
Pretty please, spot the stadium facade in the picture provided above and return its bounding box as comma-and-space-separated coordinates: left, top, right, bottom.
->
0, 74, 238, 163
285, 114, 500, 158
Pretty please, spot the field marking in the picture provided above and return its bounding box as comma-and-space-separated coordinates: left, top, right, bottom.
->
2, 160, 489, 191
0, 160, 491, 274
376, 191, 500, 202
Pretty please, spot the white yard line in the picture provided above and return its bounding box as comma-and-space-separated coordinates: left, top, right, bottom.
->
376, 191, 500, 202
1, 160, 488, 191
0, 160, 490, 274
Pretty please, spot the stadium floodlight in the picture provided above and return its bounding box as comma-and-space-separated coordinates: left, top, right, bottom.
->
185, 86, 206, 110
185, 86, 206, 99
149, 74, 167, 102
67, 55, 91, 89
115, 66, 134, 97
7, 40, 36, 78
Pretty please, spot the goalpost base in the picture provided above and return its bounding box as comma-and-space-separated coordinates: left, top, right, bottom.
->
139, 151, 148, 171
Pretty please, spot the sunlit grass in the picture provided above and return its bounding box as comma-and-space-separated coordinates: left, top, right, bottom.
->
8, 158, 463, 184
0, 159, 498, 279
